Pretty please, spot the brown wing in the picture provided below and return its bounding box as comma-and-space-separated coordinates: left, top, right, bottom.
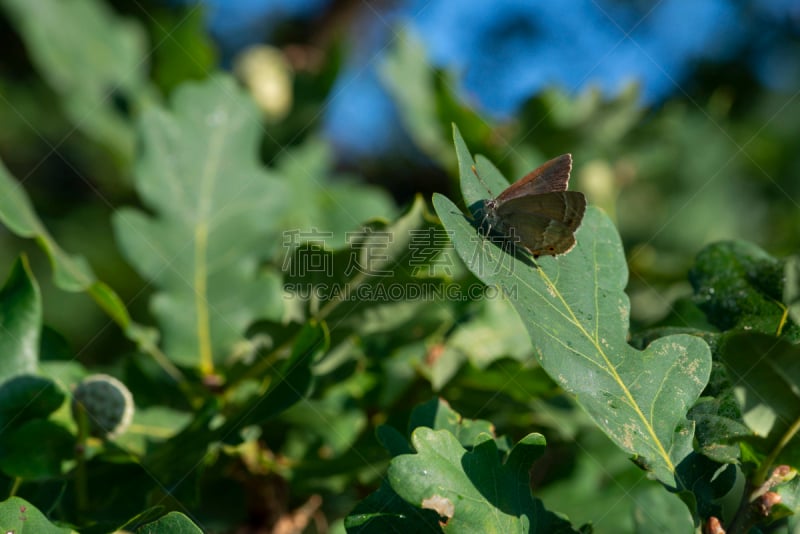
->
496, 191, 586, 231
512, 217, 578, 256
495, 191, 586, 256
496, 154, 573, 201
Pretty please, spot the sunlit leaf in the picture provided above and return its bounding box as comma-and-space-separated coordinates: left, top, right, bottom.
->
433, 125, 712, 486
0, 497, 72, 533
389, 429, 577, 532
351, 400, 577, 533
114, 75, 288, 372
407, 398, 504, 450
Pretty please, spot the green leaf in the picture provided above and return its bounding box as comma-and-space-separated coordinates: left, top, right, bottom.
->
0, 496, 73, 533
226, 319, 325, 430
785, 255, 800, 329
353, 399, 576, 533
388, 428, 577, 532
114, 75, 288, 372
671, 452, 740, 523
632, 486, 695, 533
408, 398, 503, 450
285, 196, 446, 327
688, 397, 751, 464
538, 428, 678, 533
379, 31, 455, 169
149, 8, 217, 94
276, 138, 396, 250
774, 475, 800, 518
689, 241, 792, 337
0, 163, 96, 291
135, 511, 203, 533
356, 399, 572, 532
432, 296, 531, 389
685, 359, 751, 465
345, 479, 443, 533
433, 125, 712, 486
719, 333, 800, 466
280, 393, 367, 458
0, 375, 66, 429
0, 257, 41, 380
114, 406, 193, 456
0, 419, 74, 479
0, 0, 154, 165
0, 160, 149, 344
380, 36, 498, 177
144, 320, 324, 481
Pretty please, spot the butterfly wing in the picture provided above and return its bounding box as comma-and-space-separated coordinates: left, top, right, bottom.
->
495, 191, 586, 256
496, 191, 586, 231
496, 154, 573, 201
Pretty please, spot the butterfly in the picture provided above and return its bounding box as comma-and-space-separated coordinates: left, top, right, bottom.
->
480, 154, 586, 257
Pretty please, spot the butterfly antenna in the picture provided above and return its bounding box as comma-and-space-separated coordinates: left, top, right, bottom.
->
471, 165, 495, 197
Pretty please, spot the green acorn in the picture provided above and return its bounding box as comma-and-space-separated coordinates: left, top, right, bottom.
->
71, 374, 134, 439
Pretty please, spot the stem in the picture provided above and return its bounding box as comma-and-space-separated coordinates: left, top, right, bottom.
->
8, 477, 22, 497
87, 284, 189, 393
194, 223, 214, 376
754, 416, 800, 486
226, 337, 293, 391
774, 300, 789, 337
143, 343, 186, 385
131, 332, 198, 405
726, 487, 752, 534
74, 403, 90, 513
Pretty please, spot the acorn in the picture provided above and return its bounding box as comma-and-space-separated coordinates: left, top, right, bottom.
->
71, 374, 134, 439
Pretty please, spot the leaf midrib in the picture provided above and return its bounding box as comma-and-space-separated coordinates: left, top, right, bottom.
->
485, 232, 673, 473
194, 107, 228, 375
534, 250, 674, 473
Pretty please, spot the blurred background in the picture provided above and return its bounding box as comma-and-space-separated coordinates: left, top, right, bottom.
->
1, 1, 799, 531
0, 0, 798, 391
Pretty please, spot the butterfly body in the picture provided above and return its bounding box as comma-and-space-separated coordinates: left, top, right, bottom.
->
482, 154, 586, 257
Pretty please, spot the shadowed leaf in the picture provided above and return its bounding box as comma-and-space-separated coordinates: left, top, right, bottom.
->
0, 258, 41, 381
